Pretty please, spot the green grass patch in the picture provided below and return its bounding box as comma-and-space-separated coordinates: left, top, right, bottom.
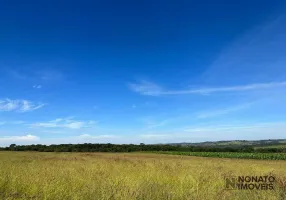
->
151, 151, 286, 160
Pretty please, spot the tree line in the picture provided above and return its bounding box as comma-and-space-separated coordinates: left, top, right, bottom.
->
1, 143, 285, 153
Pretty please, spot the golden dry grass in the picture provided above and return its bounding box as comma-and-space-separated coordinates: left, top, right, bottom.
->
0, 151, 285, 200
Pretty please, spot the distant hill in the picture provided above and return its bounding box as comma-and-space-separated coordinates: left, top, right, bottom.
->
168, 139, 286, 148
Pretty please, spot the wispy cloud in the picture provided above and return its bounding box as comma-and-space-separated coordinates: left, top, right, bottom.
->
184, 122, 286, 132
1, 122, 285, 146
33, 85, 42, 89
28, 134, 121, 146
30, 118, 96, 129
0, 121, 25, 126
41, 130, 65, 134
146, 121, 168, 129
128, 80, 163, 96
9, 70, 27, 80
0, 99, 46, 112
36, 70, 64, 81
0, 135, 39, 143
129, 80, 286, 96
197, 103, 253, 119
78, 134, 118, 139
139, 134, 169, 138
139, 117, 169, 129
7, 68, 64, 82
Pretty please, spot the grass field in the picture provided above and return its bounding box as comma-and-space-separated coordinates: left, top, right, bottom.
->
0, 152, 285, 200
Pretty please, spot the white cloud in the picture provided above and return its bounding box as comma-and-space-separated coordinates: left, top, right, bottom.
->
7, 68, 64, 83
128, 80, 163, 96
197, 103, 253, 119
129, 80, 286, 96
33, 85, 42, 89
184, 122, 286, 132
11, 121, 25, 124
32, 134, 121, 146
0, 121, 25, 125
176, 122, 286, 142
0, 99, 45, 112
140, 117, 169, 129
147, 121, 168, 129
0, 135, 39, 143
42, 130, 65, 134
9, 70, 27, 80
138, 122, 286, 143
139, 134, 169, 138
87, 120, 97, 125
1, 122, 285, 146
78, 134, 117, 139
30, 118, 97, 129
37, 70, 63, 81
79, 134, 91, 138
65, 121, 85, 129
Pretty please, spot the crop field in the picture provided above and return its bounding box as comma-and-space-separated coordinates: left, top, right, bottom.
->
254, 145, 286, 149
0, 152, 285, 200
154, 151, 286, 160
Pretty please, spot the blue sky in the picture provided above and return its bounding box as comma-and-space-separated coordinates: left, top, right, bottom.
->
1, 0, 286, 146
